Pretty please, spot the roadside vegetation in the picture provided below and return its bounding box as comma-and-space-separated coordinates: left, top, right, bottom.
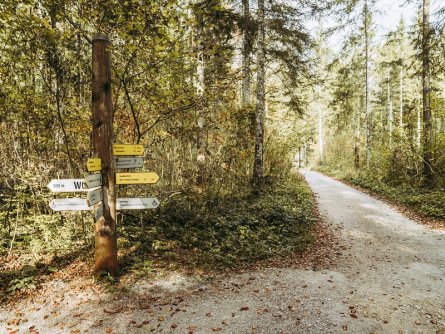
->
1, 172, 316, 299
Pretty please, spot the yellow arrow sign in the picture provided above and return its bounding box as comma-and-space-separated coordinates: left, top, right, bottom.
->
116, 172, 160, 185
113, 144, 144, 156
87, 158, 101, 172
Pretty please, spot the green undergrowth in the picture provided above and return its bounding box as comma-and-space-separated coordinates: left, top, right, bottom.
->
0, 173, 316, 296
317, 166, 445, 221
119, 173, 316, 274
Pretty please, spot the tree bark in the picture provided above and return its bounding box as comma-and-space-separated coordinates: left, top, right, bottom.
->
364, 0, 371, 167
92, 35, 118, 277
399, 66, 403, 130
195, 2, 206, 186
252, 0, 265, 184
422, 0, 433, 186
387, 70, 393, 147
241, 0, 251, 106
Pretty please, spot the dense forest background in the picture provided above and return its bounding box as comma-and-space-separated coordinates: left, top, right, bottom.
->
0, 0, 444, 283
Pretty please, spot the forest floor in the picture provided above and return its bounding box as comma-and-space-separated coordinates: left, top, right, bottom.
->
1, 171, 445, 334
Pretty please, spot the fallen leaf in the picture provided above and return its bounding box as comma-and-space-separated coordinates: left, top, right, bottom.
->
105, 328, 112, 333
171, 323, 177, 328
342, 325, 348, 331
240, 306, 249, 311
212, 328, 222, 332
350, 314, 357, 318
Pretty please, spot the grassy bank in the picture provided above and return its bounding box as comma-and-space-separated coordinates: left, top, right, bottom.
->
119, 172, 316, 275
317, 166, 445, 222
1, 172, 316, 296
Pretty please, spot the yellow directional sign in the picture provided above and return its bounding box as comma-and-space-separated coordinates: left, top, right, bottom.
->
113, 144, 144, 156
87, 158, 101, 172
116, 172, 160, 185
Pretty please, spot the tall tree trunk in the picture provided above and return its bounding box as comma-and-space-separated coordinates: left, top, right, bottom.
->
241, 0, 251, 106
417, 105, 422, 148
354, 109, 360, 169
399, 65, 403, 130
195, 2, 206, 186
318, 106, 324, 164
387, 70, 393, 147
252, 0, 265, 184
422, 0, 433, 186
364, 0, 371, 167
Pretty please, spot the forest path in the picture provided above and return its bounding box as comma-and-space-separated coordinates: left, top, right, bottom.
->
1, 171, 445, 334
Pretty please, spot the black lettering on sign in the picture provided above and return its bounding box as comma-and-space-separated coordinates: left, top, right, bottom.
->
74, 181, 84, 190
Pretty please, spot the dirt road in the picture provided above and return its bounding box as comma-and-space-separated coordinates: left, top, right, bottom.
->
1, 171, 444, 333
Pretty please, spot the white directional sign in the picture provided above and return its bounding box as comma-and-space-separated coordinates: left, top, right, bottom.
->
47, 179, 87, 192
49, 198, 93, 211
115, 157, 144, 169
85, 174, 102, 189
87, 188, 103, 206
116, 197, 160, 210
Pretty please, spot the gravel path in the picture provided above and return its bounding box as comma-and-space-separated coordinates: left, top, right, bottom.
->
1, 171, 444, 334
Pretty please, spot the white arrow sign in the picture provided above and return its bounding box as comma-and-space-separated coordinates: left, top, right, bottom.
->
115, 157, 144, 169
47, 179, 87, 192
116, 197, 160, 210
49, 198, 93, 211
84, 174, 102, 188
87, 188, 103, 206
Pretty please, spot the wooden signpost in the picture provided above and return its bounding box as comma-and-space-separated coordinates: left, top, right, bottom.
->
116, 197, 160, 210
46, 35, 161, 278
91, 35, 117, 277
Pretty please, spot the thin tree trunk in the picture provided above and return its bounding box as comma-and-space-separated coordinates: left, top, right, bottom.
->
241, 0, 251, 106
422, 0, 433, 185
252, 0, 265, 184
354, 108, 360, 169
318, 100, 323, 164
364, 0, 371, 166
195, 2, 206, 186
387, 70, 393, 147
399, 65, 403, 129
417, 105, 421, 148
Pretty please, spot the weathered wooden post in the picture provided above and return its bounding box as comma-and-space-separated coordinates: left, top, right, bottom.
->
92, 35, 118, 276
